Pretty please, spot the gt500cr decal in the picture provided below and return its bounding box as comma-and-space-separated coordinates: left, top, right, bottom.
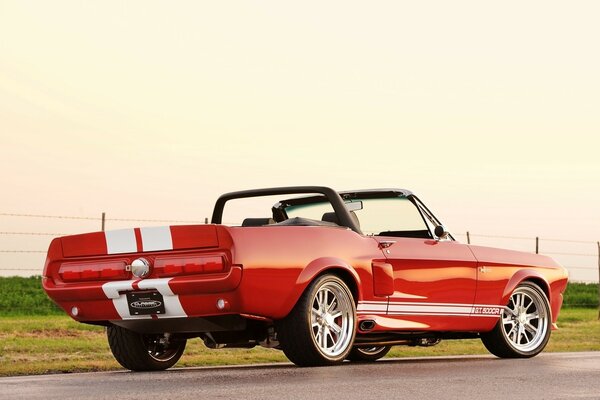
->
471, 306, 501, 315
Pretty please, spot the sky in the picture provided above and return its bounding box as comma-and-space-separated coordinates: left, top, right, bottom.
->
0, 1, 599, 281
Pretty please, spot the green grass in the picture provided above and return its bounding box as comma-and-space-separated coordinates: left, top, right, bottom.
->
0, 277, 597, 316
563, 282, 599, 307
0, 308, 597, 377
0, 276, 62, 315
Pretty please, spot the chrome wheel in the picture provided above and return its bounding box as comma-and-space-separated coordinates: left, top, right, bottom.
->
277, 274, 356, 366
501, 286, 549, 352
310, 281, 355, 358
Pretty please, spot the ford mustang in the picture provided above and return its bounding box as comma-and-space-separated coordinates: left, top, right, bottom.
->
42, 186, 568, 370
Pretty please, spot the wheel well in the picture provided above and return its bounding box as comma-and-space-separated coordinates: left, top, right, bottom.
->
316, 268, 360, 304
522, 278, 550, 301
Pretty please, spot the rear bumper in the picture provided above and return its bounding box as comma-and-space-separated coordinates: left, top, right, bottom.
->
43, 266, 243, 322
111, 315, 248, 334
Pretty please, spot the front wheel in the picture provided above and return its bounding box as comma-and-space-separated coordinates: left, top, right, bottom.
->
277, 274, 357, 366
481, 282, 551, 358
107, 325, 186, 371
347, 346, 391, 362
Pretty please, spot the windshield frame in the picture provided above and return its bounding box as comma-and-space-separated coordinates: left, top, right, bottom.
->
276, 189, 453, 241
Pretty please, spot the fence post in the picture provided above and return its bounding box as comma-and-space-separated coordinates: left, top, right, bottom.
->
101, 212, 106, 231
597, 241, 600, 320
466, 231, 471, 244
535, 237, 539, 254
205, 217, 208, 224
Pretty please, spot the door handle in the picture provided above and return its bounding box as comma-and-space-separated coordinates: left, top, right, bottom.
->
378, 240, 396, 249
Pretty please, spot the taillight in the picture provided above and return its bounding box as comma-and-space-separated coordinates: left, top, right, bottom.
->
154, 255, 226, 277
59, 261, 128, 282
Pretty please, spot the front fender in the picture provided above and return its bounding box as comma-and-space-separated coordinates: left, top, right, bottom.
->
501, 269, 551, 305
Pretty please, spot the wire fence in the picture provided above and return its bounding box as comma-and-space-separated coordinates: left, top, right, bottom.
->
1, 211, 598, 316
1, 211, 599, 283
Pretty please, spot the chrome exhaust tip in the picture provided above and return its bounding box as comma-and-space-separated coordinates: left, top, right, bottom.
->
359, 320, 375, 332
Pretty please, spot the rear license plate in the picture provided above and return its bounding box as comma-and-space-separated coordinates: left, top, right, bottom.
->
126, 291, 166, 316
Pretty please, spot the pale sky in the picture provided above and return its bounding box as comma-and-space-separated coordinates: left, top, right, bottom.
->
1, 1, 599, 281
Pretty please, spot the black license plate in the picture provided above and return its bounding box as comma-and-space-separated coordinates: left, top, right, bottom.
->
126, 291, 166, 316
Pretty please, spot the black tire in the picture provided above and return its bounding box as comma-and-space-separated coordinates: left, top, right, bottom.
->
107, 325, 186, 371
347, 346, 391, 362
277, 274, 357, 367
481, 282, 551, 358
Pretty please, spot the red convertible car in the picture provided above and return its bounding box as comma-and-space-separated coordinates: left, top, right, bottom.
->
42, 187, 568, 370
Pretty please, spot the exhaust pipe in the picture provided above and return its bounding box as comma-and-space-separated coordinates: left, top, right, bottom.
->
359, 320, 375, 332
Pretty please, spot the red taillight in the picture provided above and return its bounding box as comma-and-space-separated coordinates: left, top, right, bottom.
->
154, 256, 226, 277
59, 261, 128, 282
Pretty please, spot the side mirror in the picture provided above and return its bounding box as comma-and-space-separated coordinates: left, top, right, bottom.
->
434, 225, 449, 240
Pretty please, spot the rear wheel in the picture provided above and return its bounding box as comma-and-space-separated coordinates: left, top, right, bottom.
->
107, 325, 186, 371
481, 282, 551, 358
277, 274, 356, 366
347, 346, 391, 362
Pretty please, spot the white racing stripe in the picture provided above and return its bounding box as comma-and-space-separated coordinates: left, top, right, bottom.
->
105, 229, 137, 254
140, 226, 173, 252
137, 278, 186, 319
102, 278, 187, 320
104, 226, 173, 254
102, 227, 182, 320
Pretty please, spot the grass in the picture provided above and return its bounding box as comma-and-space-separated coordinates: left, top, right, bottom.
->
0, 277, 597, 316
0, 308, 598, 377
0, 276, 62, 315
562, 282, 599, 308
0, 277, 597, 376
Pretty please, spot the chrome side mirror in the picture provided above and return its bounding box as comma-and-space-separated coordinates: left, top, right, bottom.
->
434, 225, 449, 240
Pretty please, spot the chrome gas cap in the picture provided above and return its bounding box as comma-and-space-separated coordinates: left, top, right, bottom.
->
129, 258, 151, 278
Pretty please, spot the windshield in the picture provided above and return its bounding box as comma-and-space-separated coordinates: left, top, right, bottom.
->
285, 201, 335, 221
285, 196, 434, 239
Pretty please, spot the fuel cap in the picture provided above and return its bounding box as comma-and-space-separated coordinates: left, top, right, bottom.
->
130, 258, 151, 279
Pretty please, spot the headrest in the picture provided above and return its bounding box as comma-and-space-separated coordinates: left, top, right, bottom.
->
242, 218, 275, 227
321, 212, 339, 225
321, 211, 360, 229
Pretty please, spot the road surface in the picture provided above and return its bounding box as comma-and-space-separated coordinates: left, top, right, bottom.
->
2, 352, 599, 400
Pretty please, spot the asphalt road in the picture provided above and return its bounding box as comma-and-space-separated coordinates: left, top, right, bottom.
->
2, 352, 599, 400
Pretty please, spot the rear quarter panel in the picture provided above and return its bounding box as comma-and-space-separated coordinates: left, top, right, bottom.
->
228, 226, 382, 319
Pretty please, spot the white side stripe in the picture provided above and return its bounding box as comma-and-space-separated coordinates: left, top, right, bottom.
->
388, 304, 472, 314
357, 301, 502, 317
140, 226, 173, 252
105, 229, 137, 254
357, 303, 387, 312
